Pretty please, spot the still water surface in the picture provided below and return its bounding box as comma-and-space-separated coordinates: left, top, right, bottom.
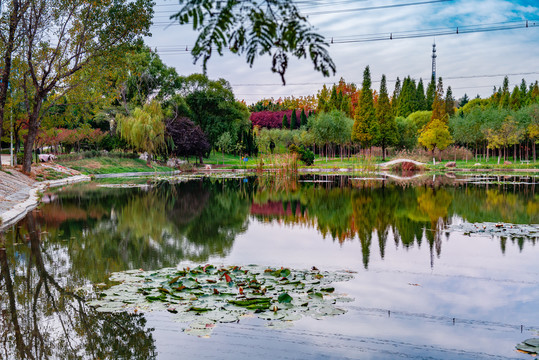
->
1, 174, 538, 359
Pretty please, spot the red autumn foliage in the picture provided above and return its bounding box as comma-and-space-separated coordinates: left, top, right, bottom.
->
250, 110, 299, 129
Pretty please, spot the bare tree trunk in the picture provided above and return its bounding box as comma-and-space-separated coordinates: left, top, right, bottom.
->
0, 1, 27, 168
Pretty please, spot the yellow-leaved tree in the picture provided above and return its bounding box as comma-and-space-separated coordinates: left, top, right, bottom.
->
418, 119, 453, 164
117, 101, 165, 166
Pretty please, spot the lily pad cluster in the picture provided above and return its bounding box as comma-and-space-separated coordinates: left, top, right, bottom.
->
447, 222, 539, 239
516, 338, 539, 355
88, 264, 355, 337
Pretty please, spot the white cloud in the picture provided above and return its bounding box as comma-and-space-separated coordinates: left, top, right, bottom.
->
146, 0, 539, 104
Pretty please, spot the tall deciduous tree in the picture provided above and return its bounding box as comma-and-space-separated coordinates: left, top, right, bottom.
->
172, 0, 335, 85
20, 0, 153, 172
117, 101, 165, 165
180, 74, 250, 149
431, 77, 446, 122
376, 75, 397, 160
418, 119, 452, 163
0, 0, 30, 168
352, 66, 378, 150
166, 116, 210, 164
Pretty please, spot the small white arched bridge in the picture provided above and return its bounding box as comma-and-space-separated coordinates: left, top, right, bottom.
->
377, 159, 426, 168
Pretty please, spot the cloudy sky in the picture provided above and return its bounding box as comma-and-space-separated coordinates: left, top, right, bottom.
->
145, 0, 539, 105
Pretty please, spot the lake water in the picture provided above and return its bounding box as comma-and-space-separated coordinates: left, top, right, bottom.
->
1, 174, 538, 359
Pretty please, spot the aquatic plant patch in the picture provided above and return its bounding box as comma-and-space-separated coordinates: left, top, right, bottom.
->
447, 222, 539, 239
88, 264, 355, 337
516, 338, 539, 355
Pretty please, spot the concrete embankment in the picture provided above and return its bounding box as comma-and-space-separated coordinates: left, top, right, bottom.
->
0, 170, 91, 231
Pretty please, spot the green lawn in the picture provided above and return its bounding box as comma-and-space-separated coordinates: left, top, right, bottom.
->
57, 153, 539, 174
57, 157, 175, 175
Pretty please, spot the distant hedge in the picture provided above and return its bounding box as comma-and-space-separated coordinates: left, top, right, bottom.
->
251, 110, 299, 129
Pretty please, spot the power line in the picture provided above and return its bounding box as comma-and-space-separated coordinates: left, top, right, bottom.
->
229, 72, 539, 87
306, 0, 452, 16
151, 0, 454, 25
150, 19, 538, 54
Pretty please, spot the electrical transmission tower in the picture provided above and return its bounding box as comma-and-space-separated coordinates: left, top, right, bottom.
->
431, 41, 437, 80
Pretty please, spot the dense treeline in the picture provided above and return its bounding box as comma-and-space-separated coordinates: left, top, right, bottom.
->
249, 69, 539, 163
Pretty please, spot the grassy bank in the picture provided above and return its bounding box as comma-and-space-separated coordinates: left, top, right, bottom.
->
57, 157, 175, 175
56, 152, 539, 175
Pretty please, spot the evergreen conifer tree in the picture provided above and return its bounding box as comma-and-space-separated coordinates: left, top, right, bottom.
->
376, 74, 397, 160
291, 109, 297, 129
282, 114, 289, 129
300, 109, 308, 127
397, 76, 418, 117
458, 93, 469, 108
499, 76, 510, 108
352, 66, 378, 149
444, 86, 455, 117
426, 75, 436, 111
520, 79, 528, 103
510, 86, 521, 110
391, 77, 401, 115
416, 78, 426, 110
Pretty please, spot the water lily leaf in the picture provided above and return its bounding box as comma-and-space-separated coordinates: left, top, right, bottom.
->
516, 343, 538, 354
278, 293, 293, 304
523, 338, 539, 347
265, 321, 294, 330
92, 264, 355, 338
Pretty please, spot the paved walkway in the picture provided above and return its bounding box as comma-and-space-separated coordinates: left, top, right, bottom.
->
0, 154, 12, 166
0, 169, 35, 215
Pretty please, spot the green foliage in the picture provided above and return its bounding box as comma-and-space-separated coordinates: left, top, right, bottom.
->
391, 77, 401, 113
291, 109, 298, 129
282, 114, 289, 129
317, 79, 358, 117
172, 0, 336, 84
483, 117, 524, 152
289, 144, 315, 166
444, 86, 455, 117
300, 109, 308, 127
311, 110, 353, 148
418, 119, 453, 153
416, 79, 427, 111
396, 76, 417, 117
431, 77, 446, 122
180, 74, 251, 149
116, 101, 165, 162
352, 66, 378, 147
122, 44, 182, 106
216, 132, 233, 154
426, 75, 436, 111
375, 74, 397, 158
458, 93, 470, 108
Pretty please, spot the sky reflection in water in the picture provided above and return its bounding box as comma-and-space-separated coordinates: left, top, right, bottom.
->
1, 174, 538, 359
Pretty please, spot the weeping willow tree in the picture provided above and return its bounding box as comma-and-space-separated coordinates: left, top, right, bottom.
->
117, 101, 165, 165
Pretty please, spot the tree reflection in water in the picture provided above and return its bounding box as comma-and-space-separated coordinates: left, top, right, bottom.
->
0, 213, 156, 360
0, 175, 536, 358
